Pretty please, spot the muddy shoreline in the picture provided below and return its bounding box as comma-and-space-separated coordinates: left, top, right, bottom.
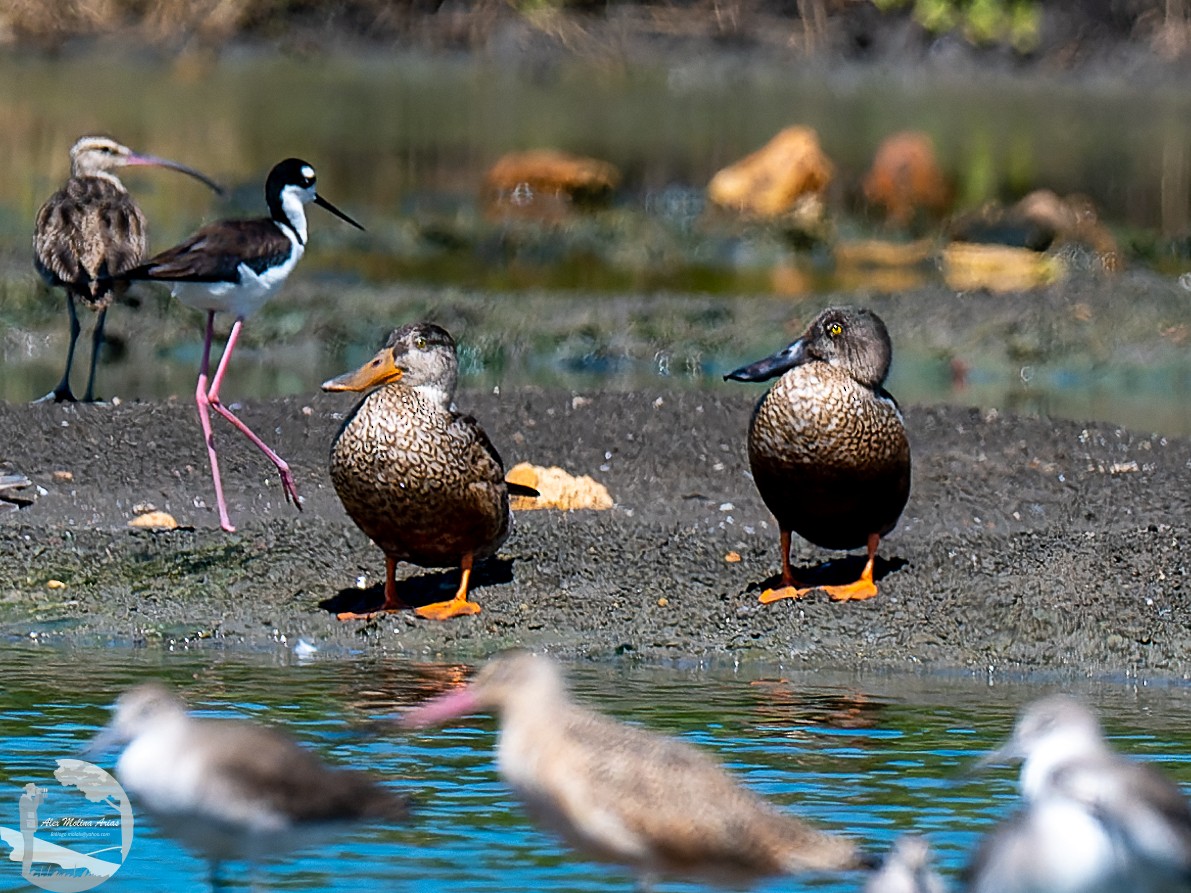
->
2, 387, 1189, 680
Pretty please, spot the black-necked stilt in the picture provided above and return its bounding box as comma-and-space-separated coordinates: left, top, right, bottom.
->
33, 136, 223, 404
121, 158, 364, 532
89, 682, 409, 890
403, 651, 871, 886
968, 695, 1191, 893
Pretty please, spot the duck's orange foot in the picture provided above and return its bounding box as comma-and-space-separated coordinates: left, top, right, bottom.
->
416, 596, 482, 621
758, 585, 815, 604
819, 578, 879, 601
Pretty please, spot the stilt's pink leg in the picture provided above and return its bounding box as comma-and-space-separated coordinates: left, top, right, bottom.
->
205, 317, 301, 508
195, 311, 235, 532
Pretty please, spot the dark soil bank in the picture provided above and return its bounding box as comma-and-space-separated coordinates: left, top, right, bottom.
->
2, 390, 1189, 679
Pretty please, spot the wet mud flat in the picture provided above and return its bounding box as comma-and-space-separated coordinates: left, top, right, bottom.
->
1, 388, 1189, 680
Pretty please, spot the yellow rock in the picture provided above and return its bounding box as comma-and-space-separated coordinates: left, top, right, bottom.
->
506, 463, 613, 511
46, 579, 66, 590
128, 511, 179, 530
942, 242, 1064, 293
708, 126, 833, 219
724, 551, 742, 563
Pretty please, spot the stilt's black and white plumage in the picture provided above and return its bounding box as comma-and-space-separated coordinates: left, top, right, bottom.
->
33, 135, 222, 403
120, 158, 364, 531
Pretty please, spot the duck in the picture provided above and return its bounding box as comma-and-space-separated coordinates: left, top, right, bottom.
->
33, 135, 222, 404
402, 650, 871, 888
724, 305, 911, 602
967, 695, 1191, 893
322, 322, 536, 621
88, 682, 409, 889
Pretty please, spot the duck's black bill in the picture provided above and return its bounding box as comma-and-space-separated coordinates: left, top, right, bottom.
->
723, 338, 808, 383
315, 194, 365, 231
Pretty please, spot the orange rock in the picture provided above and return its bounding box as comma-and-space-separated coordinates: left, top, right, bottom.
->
128, 510, 179, 530
506, 462, 613, 511
862, 131, 951, 227
708, 126, 834, 219
485, 149, 621, 201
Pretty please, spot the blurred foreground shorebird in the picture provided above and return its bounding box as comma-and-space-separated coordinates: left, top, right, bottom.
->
323, 323, 537, 621
724, 306, 910, 602
968, 694, 1191, 893
33, 136, 222, 403
90, 682, 409, 890
865, 835, 946, 893
403, 651, 871, 887
119, 158, 363, 531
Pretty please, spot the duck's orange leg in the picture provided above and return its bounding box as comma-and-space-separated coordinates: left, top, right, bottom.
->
338, 556, 410, 621
759, 530, 817, 603
818, 532, 881, 602
416, 553, 482, 620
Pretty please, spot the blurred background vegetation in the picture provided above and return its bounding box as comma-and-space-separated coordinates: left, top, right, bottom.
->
0, 0, 1188, 61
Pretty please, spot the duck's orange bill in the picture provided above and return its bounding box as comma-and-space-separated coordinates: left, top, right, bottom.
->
321, 348, 403, 392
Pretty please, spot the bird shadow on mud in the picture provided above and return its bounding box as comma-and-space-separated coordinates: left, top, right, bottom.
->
745, 554, 908, 594
319, 558, 516, 616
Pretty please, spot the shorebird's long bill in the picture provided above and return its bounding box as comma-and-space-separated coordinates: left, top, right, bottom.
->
401, 687, 482, 729
125, 153, 225, 196
80, 721, 122, 759
723, 337, 809, 383
321, 348, 403, 392
314, 194, 365, 230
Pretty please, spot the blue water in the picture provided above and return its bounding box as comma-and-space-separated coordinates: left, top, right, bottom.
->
2, 645, 1191, 891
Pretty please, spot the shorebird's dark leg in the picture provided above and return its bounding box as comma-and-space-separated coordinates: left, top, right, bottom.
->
819, 532, 881, 601
195, 311, 235, 532
758, 529, 816, 603
204, 316, 301, 509
337, 556, 413, 621
81, 304, 107, 403
417, 552, 482, 620
34, 291, 80, 403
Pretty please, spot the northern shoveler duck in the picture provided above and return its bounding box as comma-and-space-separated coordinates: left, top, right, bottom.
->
403, 651, 870, 887
725, 306, 911, 602
89, 682, 409, 889
33, 136, 222, 404
322, 322, 535, 621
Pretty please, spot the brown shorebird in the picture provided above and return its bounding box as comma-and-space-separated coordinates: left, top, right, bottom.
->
118, 158, 363, 532
33, 135, 222, 404
403, 651, 871, 888
89, 682, 409, 889
322, 323, 537, 621
724, 306, 911, 602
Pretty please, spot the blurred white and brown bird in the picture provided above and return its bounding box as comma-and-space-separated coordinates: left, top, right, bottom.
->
33, 135, 222, 403
968, 695, 1191, 893
403, 651, 871, 887
322, 323, 537, 621
119, 158, 363, 532
89, 681, 409, 889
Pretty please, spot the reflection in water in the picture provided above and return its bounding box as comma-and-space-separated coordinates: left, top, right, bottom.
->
3, 644, 1190, 891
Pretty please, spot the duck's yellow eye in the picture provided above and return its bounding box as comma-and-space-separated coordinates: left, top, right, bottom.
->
827, 322, 843, 337
415, 336, 427, 350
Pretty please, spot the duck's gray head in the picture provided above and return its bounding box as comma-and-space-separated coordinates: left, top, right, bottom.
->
724, 306, 894, 389
322, 322, 459, 409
